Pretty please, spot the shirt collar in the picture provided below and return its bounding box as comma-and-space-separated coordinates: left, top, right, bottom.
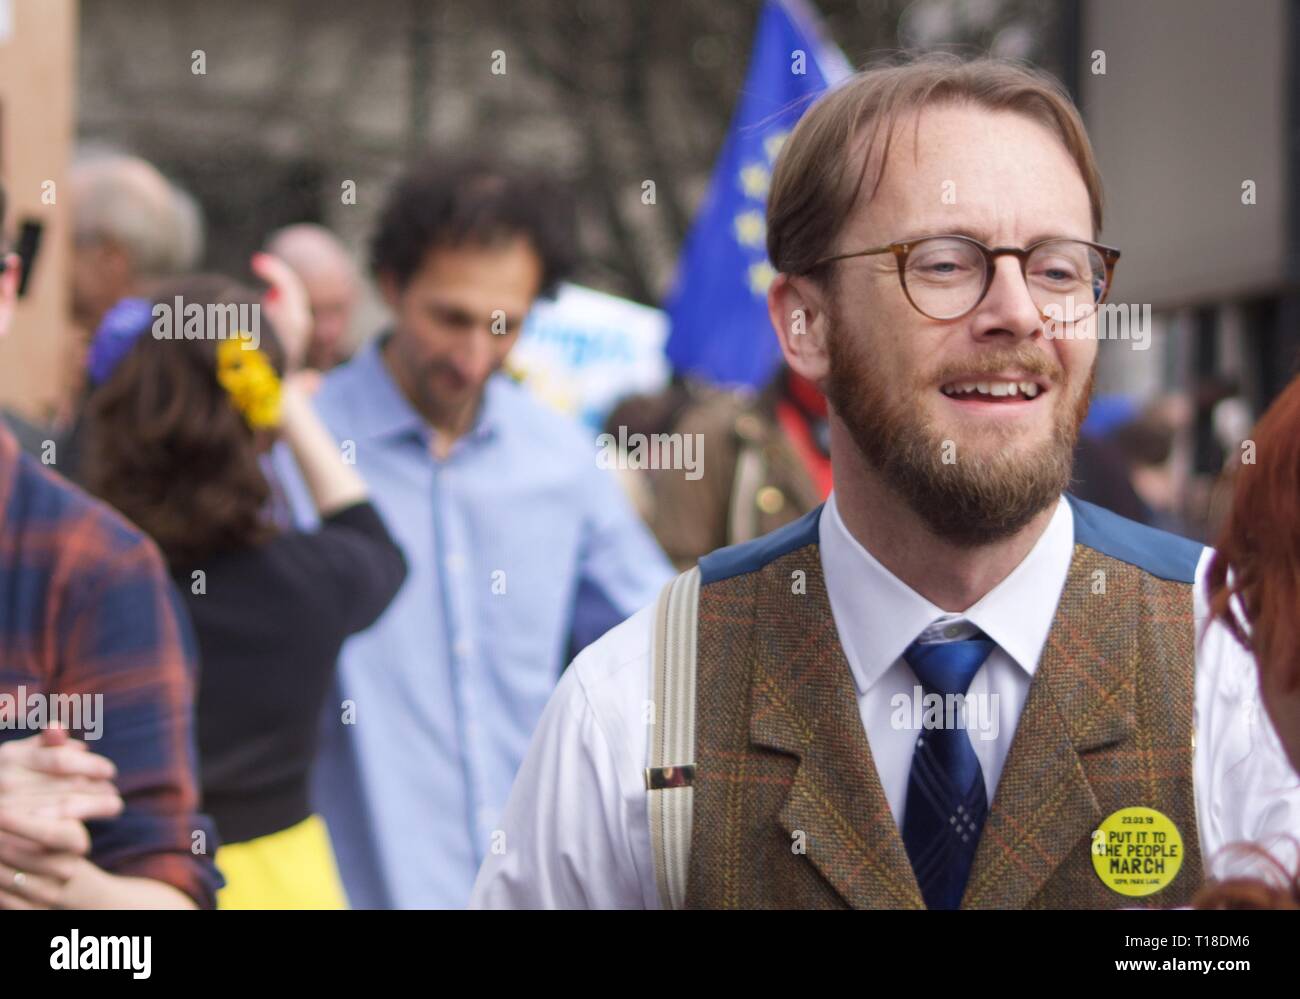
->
820, 490, 1074, 694
344, 334, 503, 447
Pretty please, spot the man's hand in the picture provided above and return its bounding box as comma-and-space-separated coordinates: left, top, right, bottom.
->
0, 810, 195, 909
0, 727, 124, 907
0, 809, 91, 909
253, 251, 312, 372
0, 726, 123, 821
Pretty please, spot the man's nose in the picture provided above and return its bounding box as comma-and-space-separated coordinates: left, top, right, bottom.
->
454, 327, 497, 383
970, 256, 1043, 340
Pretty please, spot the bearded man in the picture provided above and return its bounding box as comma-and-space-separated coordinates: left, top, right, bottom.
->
470, 55, 1299, 910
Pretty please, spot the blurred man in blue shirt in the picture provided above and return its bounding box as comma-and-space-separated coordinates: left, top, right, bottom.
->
280, 158, 672, 907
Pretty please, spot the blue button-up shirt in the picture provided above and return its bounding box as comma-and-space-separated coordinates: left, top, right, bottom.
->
277, 336, 671, 908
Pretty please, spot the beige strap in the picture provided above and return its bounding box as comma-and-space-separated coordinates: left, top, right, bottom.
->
728, 441, 766, 546
646, 566, 701, 910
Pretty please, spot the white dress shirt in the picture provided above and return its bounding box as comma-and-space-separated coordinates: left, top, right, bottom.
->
470, 493, 1300, 908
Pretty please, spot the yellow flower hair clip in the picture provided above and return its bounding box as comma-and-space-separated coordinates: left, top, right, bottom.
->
216, 335, 282, 429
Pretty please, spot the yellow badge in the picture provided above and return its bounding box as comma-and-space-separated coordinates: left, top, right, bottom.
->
1090, 807, 1184, 897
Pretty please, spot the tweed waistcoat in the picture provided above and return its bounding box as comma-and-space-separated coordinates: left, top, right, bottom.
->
684, 496, 1205, 909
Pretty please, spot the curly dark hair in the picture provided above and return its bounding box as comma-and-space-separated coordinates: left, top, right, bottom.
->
81, 274, 286, 567
369, 155, 577, 297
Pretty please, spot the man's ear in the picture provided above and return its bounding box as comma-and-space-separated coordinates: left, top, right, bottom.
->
768, 272, 831, 384
0, 254, 22, 340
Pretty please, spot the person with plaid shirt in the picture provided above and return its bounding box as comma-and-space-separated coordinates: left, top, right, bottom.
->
0, 183, 219, 909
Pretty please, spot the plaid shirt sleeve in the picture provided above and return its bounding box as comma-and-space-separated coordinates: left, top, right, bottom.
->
55, 517, 224, 908
0, 433, 219, 906
0, 430, 223, 909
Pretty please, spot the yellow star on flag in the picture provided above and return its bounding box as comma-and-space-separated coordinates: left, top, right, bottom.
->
734, 210, 765, 247
764, 131, 789, 163
747, 260, 776, 295
739, 163, 770, 199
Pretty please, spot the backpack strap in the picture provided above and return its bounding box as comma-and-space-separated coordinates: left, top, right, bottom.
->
645, 566, 701, 910
727, 438, 766, 546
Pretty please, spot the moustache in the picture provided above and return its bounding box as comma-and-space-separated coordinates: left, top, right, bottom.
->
930, 349, 1064, 388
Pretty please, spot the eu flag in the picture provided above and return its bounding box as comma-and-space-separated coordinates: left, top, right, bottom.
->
664, 0, 850, 389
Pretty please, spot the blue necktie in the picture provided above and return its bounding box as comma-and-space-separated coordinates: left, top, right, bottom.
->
900, 631, 995, 910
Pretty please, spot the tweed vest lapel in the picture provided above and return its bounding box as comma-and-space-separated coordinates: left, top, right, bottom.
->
961, 545, 1136, 907
746, 544, 925, 908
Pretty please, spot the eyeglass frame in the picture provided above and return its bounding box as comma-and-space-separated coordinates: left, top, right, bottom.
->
809, 233, 1122, 322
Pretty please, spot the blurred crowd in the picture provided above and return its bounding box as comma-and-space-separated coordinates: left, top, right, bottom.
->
0, 140, 1294, 911
0, 150, 670, 909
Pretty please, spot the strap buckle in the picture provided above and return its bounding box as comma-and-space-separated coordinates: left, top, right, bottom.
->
645, 764, 696, 790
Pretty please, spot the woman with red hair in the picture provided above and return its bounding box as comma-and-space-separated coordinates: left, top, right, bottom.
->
1198, 372, 1300, 908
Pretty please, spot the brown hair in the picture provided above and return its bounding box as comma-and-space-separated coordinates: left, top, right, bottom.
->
1204, 374, 1300, 692
766, 53, 1105, 278
82, 274, 286, 567
1197, 375, 1300, 909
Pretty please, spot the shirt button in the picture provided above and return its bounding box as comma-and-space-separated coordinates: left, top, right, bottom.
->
446, 553, 465, 573
454, 638, 471, 658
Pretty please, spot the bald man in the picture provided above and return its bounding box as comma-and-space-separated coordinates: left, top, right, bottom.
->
264, 224, 360, 371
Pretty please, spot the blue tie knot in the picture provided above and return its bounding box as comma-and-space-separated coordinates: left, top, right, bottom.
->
903, 632, 994, 698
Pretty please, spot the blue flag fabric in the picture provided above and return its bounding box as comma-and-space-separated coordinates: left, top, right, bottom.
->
664, 0, 850, 389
